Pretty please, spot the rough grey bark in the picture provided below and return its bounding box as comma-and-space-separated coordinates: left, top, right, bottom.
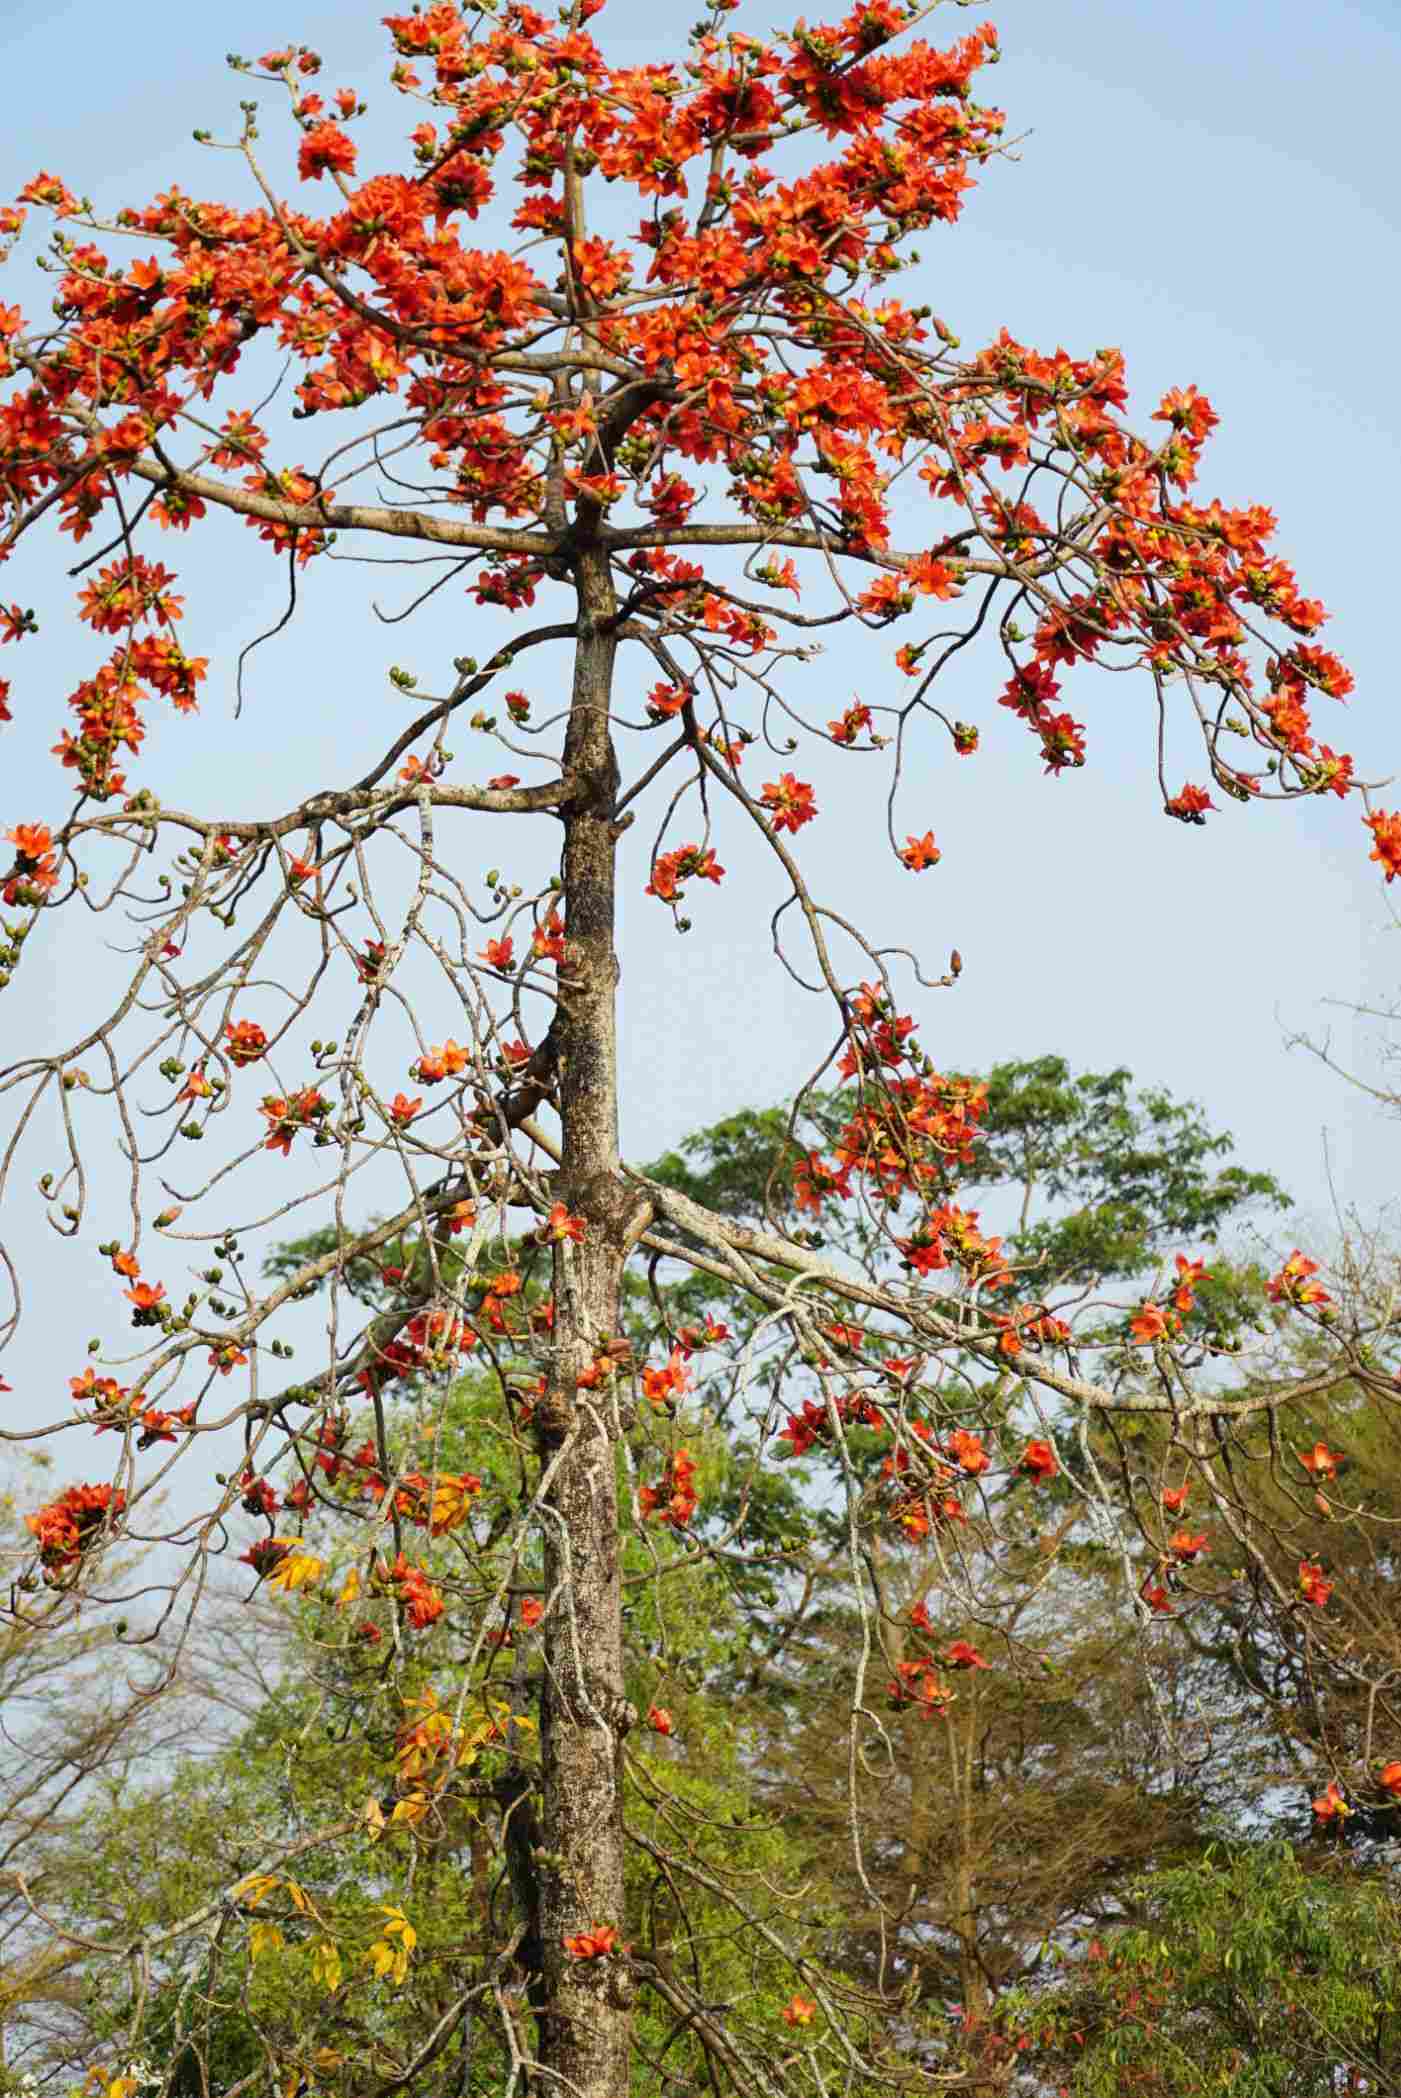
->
532, 539, 637, 2095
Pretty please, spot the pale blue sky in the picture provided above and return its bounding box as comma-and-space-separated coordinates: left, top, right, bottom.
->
1, 0, 1399, 1428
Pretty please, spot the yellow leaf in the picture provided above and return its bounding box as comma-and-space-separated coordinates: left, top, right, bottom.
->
427, 1474, 479, 1534
269, 1548, 323, 1593
363, 1797, 386, 1836
249, 1922, 284, 1963
284, 1878, 310, 1915
236, 1874, 280, 1908
390, 1792, 429, 1827
337, 1566, 360, 1607
108, 2079, 138, 2098
369, 1913, 413, 1984
311, 1940, 342, 1994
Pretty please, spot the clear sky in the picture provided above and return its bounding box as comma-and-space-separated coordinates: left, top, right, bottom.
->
1, 0, 1398, 1434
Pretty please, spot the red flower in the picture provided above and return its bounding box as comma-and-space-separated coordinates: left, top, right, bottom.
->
1020, 1439, 1058, 1483
1297, 1440, 1343, 1482
26, 1482, 125, 1578
1311, 1781, 1350, 1824
541, 1201, 586, 1245
240, 1537, 293, 1578
1130, 1300, 1171, 1343
1172, 1254, 1208, 1313
1165, 783, 1215, 824
945, 1427, 988, 1477
260, 1087, 328, 1153
388, 1553, 445, 1629
642, 1347, 691, 1408
639, 1448, 698, 1527
899, 830, 941, 871
646, 1705, 674, 1735
298, 122, 357, 182
563, 1924, 617, 1961
225, 1019, 268, 1066
782, 1995, 816, 2027
760, 774, 817, 834
1365, 810, 1401, 882
1267, 1251, 1332, 1311
645, 843, 724, 904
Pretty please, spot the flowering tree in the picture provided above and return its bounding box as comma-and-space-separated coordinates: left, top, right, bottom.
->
1, 3, 1397, 2093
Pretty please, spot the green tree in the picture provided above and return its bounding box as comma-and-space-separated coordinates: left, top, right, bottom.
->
1024, 1841, 1401, 2098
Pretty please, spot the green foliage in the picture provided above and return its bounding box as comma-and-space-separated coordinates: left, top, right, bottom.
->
0, 1057, 1313, 2096
1024, 1840, 1401, 2097
646, 1057, 1290, 1291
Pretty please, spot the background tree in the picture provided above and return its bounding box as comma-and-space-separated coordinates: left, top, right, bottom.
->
649, 1062, 1291, 2030
0, 2, 1395, 2094
1022, 1840, 1401, 2097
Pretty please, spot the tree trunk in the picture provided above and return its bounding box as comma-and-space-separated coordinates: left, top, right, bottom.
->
533, 542, 636, 2094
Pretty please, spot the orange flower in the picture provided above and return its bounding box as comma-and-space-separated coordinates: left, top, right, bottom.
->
899, 830, 941, 871
1297, 1440, 1342, 1481
1172, 1253, 1209, 1313
416, 1039, 469, 1084
1169, 1529, 1208, 1563
519, 1596, 544, 1628
1311, 1781, 1350, 1824
1130, 1300, 1172, 1344
646, 1705, 674, 1735
224, 1018, 268, 1066
387, 1092, 422, 1126
1365, 808, 1401, 883
298, 121, 357, 182
6, 821, 52, 861
260, 1086, 328, 1154
639, 1448, 698, 1527
563, 1924, 617, 1961
945, 1428, 989, 1477
26, 1481, 125, 1578
541, 1201, 586, 1245
782, 1995, 817, 2027
642, 1347, 691, 1408
1298, 1560, 1333, 1608
1161, 1482, 1190, 1514
1020, 1438, 1058, 1482
1267, 1250, 1332, 1311
760, 773, 817, 835
945, 1640, 989, 1671
388, 1553, 444, 1629
1378, 1760, 1401, 1799
532, 908, 568, 965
